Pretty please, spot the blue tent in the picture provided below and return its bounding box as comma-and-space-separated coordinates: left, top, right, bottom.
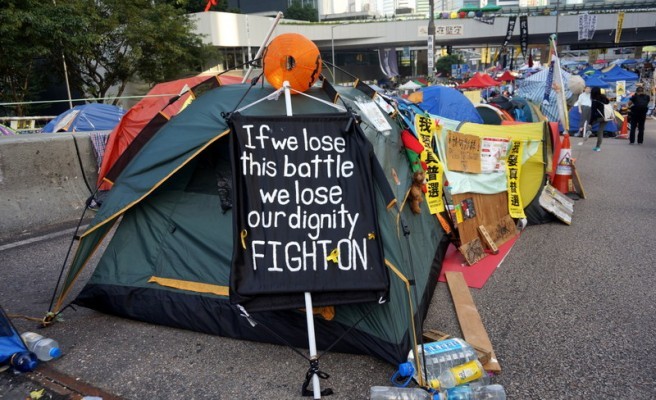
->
580, 66, 601, 76
600, 65, 639, 83
42, 103, 125, 133
584, 75, 610, 88
517, 67, 573, 123
417, 86, 483, 123
568, 106, 618, 134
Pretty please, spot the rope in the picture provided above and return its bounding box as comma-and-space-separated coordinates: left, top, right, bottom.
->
301, 359, 333, 397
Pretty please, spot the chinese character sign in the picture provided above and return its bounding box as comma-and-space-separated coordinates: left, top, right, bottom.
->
414, 114, 445, 214
506, 140, 526, 219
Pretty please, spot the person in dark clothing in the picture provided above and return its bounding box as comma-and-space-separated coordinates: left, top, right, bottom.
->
628, 86, 650, 144
589, 86, 610, 152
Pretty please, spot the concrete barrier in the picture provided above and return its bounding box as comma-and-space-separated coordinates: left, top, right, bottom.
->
0, 132, 100, 243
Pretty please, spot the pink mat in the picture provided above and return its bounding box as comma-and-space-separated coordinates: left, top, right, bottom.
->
438, 235, 519, 289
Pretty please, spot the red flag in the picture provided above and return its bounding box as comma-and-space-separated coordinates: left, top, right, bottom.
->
204, 0, 217, 12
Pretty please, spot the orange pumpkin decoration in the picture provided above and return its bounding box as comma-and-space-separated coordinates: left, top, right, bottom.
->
263, 33, 322, 93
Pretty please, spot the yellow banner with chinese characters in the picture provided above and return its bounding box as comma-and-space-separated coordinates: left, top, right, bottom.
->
615, 12, 624, 44
414, 114, 445, 214
506, 139, 525, 219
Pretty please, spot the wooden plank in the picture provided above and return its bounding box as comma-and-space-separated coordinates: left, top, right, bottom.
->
446, 271, 501, 373
484, 214, 518, 248
422, 329, 492, 365
477, 225, 499, 254
571, 164, 586, 199
458, 238, 487, 266
452, 192, 508, 245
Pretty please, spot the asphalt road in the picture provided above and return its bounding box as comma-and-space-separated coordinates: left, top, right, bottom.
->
2, 122, 656, 399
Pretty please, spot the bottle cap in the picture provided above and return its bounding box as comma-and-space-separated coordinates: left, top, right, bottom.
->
429, 379, 441, 390
49, 347, 62, 359
398, 362, 414, 377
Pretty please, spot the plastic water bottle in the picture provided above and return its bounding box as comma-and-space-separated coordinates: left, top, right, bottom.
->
370, 386, 443, 400
436, 360, 485, 390
397, 339, 478, 388
445, 384, 506, 400
9, 351, 38, 372
20, 332, 61, 361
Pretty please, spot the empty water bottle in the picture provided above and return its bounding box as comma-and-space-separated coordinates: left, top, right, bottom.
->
9, 351, 38, 372
20, 332, 61, 361
370, 386, 443, 400
436, 359, 485, 390
445, 384, 506, 400
396, 339, 478, 388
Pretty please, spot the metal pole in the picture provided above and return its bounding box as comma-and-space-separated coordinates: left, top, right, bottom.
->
428, 0, 435, 78
242, 11, 283, 83
555, 0, 560, 38
331, 25, 336, 80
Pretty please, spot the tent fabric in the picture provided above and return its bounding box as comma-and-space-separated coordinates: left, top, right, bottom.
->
458, 73, 500, 89
0, 303, 29, 365
97, 74, 242, 190
437, 121, 548, 202
0, 124, 16, 136
52, 83, 449, 366
42, 104, 125, 133
584, 75, 610, 88
475, 104, 513, 125
600, 65, 639, 82
497, 71, 516, 82
517, 67, 572, 123
398, 80, 423, 90
416, 86, 484, 123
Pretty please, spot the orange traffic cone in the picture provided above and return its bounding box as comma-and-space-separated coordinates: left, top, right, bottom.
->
552, 133, 572, 193
617, 114, 629, 139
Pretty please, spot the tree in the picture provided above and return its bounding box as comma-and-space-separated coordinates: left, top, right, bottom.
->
0, 1, 63, 116
286, 1, 318, 22
0, 0, 213, 115
58, 0, 212, 105
434, 54, 464, 77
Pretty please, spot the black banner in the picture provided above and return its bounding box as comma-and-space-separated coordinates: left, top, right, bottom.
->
501, 16, 517, 54
519, 15, 529, 60
229, 113, 391, 311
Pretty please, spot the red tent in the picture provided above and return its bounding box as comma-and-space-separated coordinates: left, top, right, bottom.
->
97, 74, 242, 190
498, 70, 516, 82
457, 72, 501, 89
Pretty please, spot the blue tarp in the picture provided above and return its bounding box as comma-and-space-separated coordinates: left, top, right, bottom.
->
0, 304, 28, 365
418, 86, 483, 123
584, 75, 610, 88
600, 65, 639, 83
42, 103, 126, 133
567, 106, 618, 134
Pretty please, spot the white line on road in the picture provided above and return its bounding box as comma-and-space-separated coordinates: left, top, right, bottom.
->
0, 225, 87, 252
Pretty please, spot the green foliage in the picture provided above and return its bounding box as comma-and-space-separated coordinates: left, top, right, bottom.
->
0, 0, 211, 114
435, 54, 464, 77
286, 1, 318, 22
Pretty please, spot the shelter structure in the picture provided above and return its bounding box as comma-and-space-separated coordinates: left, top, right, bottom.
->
42, 104, 125, 133
458, 73, 500, 90
409, 86, 484, 124
49, 81, 450, 366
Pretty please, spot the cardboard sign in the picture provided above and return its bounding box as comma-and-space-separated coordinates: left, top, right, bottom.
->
229, 113, 391, 311
447, 130, 482, 174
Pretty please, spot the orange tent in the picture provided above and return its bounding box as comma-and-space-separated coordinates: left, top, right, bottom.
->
97, 74, 242, 190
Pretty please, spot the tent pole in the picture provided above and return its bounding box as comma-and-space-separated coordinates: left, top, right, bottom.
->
242, 11, 283, 84
283, 81, 321, 399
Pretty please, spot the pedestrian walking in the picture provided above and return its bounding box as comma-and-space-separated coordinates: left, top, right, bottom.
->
575, 86, 592, 137
628, 86, 650, 144
589, 87, 610, 152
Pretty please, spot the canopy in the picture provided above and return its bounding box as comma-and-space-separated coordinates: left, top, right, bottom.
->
497, 71, 516, 82
600, 65, 639, 82
458, 73, 500, 89
398, 80, 423, 90
584, 75, 610, 88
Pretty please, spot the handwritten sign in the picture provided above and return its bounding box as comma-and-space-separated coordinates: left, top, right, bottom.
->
446, 130, 482, 174
229, 113, 389, 311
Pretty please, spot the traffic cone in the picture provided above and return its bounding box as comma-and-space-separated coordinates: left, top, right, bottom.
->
617, 114, 629, 139
552, 133, 572, 194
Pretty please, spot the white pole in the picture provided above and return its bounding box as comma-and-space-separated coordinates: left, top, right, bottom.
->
283, 80, 321, 399
331, 25, 336, 80
242, 11, 284, 84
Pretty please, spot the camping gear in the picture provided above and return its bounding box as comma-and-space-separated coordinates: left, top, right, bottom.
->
48, 82, 450, 367
97, 74, 241, 191
41, 104, 125, 133
0, 303, 37, 372
411, 86, 484, 124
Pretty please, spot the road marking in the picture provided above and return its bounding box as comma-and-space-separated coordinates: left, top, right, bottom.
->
0, 225, 87, 251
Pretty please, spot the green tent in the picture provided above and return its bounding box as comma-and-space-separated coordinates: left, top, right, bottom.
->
50, 81, 449, 365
